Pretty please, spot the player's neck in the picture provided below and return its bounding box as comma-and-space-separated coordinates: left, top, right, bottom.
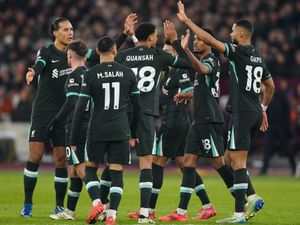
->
199, 49, 211, 60
137, 41, 151, 48
100, 55, 114, 63
238, 38, 251, 46
71, 60, 85, 69
54, 41, 68, 52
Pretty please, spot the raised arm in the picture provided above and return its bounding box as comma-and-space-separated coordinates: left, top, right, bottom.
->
181, 29, 211, 75
115, 13, 138, 49
177, 1, 225, 54
163, 20, 192, 69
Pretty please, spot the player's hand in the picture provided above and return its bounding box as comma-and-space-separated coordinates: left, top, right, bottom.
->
26, 67, 35, 85
174, 92, 192, 103
181, 29, 190, 50
177, 1, 190, 23
164, 20, 178, 42
260, 112, 269, 132
124, 13, 137, 36
129, 138, 139, 148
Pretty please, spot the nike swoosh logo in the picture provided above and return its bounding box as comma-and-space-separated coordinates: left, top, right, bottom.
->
51, 59, 59, 63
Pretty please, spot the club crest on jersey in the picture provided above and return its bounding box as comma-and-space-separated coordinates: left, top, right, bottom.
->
80, 75, 85, 83
52, 69, 59, 78
52, 68, 72, 78
69, 78, 74, 83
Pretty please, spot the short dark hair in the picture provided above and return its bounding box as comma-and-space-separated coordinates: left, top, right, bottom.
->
135, 22, 156, 41
235, 19, 254, 36
50, 17, 69, 35
68, 39, 88, 57
97, 36, 115, 52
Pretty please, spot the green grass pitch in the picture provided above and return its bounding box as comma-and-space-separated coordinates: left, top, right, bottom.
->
0, 168, 299, 225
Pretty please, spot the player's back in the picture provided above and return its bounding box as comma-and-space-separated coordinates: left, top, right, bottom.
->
224, 43, 271, 113
116, 46, 175, 116
64, 66, 90, 127
84, 61, 138, 141
34, 44, 72, 112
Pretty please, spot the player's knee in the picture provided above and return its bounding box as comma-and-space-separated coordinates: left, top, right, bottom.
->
211, 157, 225, 169
183, 154, 197, 167
152, 156, 167, 167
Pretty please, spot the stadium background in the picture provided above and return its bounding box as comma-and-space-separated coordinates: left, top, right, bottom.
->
0, 0, 300, 173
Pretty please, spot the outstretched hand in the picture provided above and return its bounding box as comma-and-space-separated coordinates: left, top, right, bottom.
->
181, 29, 190, 50
177, 1, 189, 23
124, 13, 138, 36
163, 20, 178, 42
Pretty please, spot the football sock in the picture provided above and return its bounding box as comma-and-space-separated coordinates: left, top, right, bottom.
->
139, 169, 153, 217
234, 168, 248, 212
246, 170, 256, 196
54, 167, 68, 207
23, 161, 39, 204
100, 165, 111, 204
67, 177, 82, 211
216, 165, 234, 197
109, 170, 123, 211
84, 166, 100, 201
194, 171, 210, 205
178, 167, 196, 210
149, 163, 164, 210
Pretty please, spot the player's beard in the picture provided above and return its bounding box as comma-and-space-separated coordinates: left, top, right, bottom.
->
232, 37, 239, 45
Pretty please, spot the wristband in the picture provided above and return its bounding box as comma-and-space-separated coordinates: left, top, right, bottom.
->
132, 35, 138, 43
261, 104, 268, 112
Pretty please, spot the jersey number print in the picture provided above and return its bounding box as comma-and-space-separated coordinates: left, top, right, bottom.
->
132, 66, 156, 92
245, 65, 263, 93
102, 82, 120, 110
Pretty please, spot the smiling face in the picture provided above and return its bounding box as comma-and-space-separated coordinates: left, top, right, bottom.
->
53, 20, 74, 46
193, 35, 208, 54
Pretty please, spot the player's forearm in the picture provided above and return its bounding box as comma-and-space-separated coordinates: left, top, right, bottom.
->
171, 40, 192, 69
184, 20, 225, 53
130, 95, 141, 138
115, 33, 128, 50
70, 97, 88, 145
185, 49, 210, 75
262, 85, 275, 107
55, 97, 77, 122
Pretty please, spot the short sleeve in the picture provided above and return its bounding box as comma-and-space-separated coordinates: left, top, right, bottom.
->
202, 57, 218, 74
262, 64, 272, 81
158, 49, 179, 67
223, 42, 241, 60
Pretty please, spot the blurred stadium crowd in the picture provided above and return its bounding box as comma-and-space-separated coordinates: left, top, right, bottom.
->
0, 0, 299, 171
